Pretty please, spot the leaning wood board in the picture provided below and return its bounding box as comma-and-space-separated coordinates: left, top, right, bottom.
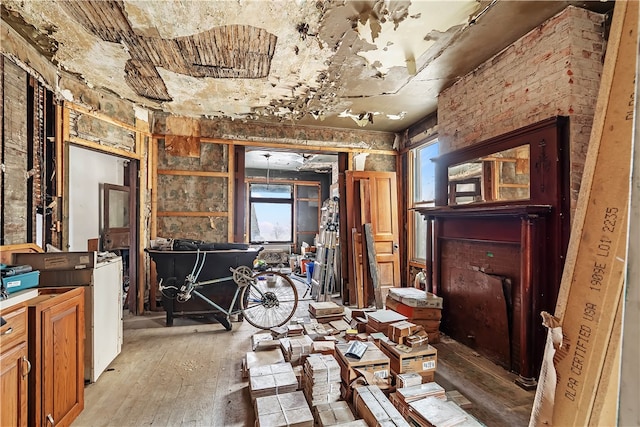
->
529, 2, 637, 426
619, 27, 640, 425
364, 223, 383, 309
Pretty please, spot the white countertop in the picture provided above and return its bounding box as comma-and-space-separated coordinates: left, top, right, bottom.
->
1, 288, 39, 310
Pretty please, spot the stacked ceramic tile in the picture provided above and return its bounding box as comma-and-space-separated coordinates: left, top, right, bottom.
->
280, 335, 313, 365
309, 301, 345, 323
390, 382, 446, 418
353, 385, 410, 427
303, 321, 330, 340
407, 396, 483, 427
252, 331, 281, 351
313, 401, 358, 426
395, 372, 423, 389
242, 348, 285, 378
249, 362, 298, 400
311, 340, 335, 356
254, 391, 314, 427
365, 309, 407, 334
302, 354, 341, 406
287, 324, 304, 336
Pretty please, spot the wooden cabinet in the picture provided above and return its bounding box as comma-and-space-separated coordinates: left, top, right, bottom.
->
15, 253, 124, 383
26, 287, 85, 427
1, 303, 30, 427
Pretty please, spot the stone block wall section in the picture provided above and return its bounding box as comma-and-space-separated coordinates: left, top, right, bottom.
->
438, 6, 606, 211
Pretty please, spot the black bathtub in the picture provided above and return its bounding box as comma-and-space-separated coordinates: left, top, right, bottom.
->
147, 247, 261, 328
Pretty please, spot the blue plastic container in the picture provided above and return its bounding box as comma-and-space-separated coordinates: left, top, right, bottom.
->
1, 270, 40, 295
306, 262, 315, 284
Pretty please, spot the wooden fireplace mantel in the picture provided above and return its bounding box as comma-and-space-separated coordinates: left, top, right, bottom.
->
417, 117, 570, 386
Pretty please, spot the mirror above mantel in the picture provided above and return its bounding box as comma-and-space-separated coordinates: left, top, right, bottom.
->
447, 144, 530, 205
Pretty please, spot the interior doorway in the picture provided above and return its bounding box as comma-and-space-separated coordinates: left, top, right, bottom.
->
68, 145, 139, 313
241, 147, 338, 253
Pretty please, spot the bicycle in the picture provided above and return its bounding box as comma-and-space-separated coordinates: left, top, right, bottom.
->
158, 264, 299, 331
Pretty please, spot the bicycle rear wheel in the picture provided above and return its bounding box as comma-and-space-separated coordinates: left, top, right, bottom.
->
240, 271, 298, 329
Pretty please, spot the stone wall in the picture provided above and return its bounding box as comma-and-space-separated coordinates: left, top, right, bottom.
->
438, 6, 605, 210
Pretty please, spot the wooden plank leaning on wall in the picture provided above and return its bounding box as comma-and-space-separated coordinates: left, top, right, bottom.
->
528, 2, 637, 426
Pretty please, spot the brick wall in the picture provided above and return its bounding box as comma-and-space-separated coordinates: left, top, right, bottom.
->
438, 6, 605, 211
2, 59, 28, 244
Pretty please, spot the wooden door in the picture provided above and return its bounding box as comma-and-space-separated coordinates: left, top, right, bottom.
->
0, 342, 29, 427
346, 171, 400, 307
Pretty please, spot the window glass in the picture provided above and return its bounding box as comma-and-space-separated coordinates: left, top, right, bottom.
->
414, 142, 439, 204
297, 185, 319, 199
250, 202, 292, 242
413, 211, 427, 261
250, 184, 292, 199
409, 139, 438, 263
296, 200, 319, 232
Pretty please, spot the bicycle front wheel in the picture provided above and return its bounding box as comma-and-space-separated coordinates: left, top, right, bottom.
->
241, 271, 298, 329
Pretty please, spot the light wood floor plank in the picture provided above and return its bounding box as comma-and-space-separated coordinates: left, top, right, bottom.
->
72, 279, 532, 427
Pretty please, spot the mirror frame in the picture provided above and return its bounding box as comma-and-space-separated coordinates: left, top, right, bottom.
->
433, 117, 570, 209
447, 144, 531, 206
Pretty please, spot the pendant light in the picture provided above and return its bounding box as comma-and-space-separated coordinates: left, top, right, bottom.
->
263, 153, 271, 189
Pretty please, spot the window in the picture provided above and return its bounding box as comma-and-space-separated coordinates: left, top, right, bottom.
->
409, 139, 439, 263
249, 184, 293, 243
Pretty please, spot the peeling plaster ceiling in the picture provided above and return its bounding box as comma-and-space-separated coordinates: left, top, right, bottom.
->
1, 0, 611, 133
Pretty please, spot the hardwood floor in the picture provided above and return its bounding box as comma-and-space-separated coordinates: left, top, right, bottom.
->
72, 284, 533, 427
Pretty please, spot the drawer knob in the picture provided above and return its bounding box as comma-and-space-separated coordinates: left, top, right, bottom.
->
1, 327, 13, 335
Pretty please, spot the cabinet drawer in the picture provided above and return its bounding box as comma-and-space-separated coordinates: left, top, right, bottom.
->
0, 305, 27, 350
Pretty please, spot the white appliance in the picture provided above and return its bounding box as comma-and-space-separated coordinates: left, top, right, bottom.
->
88, 256, 123, 382
14, 252, 123, 383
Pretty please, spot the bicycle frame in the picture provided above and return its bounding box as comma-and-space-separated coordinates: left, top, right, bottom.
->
164, 267, 254, 318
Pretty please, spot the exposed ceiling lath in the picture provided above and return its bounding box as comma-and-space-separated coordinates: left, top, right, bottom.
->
59, 0, 277, 102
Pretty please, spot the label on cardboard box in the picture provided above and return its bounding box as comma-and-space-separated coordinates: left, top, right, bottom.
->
374, 369, 389, 379
422, 360, 436, 370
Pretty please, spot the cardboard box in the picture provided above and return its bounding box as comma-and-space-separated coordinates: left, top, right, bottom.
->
387, 288, 443, 309
387, 321, 422, 344
405, 330, 429, 348
335, 342, 390, 384
385, 297, 442, 320
254, 391, 314, 427
379, 340, 437, 381
309, 301, 344, 317
365, 310, 407, 333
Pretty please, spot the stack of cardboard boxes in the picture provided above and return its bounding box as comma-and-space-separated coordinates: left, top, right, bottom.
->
385, 288, 443, 343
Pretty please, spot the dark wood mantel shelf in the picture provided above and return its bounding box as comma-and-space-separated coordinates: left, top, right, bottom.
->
417, 204, 552, 219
